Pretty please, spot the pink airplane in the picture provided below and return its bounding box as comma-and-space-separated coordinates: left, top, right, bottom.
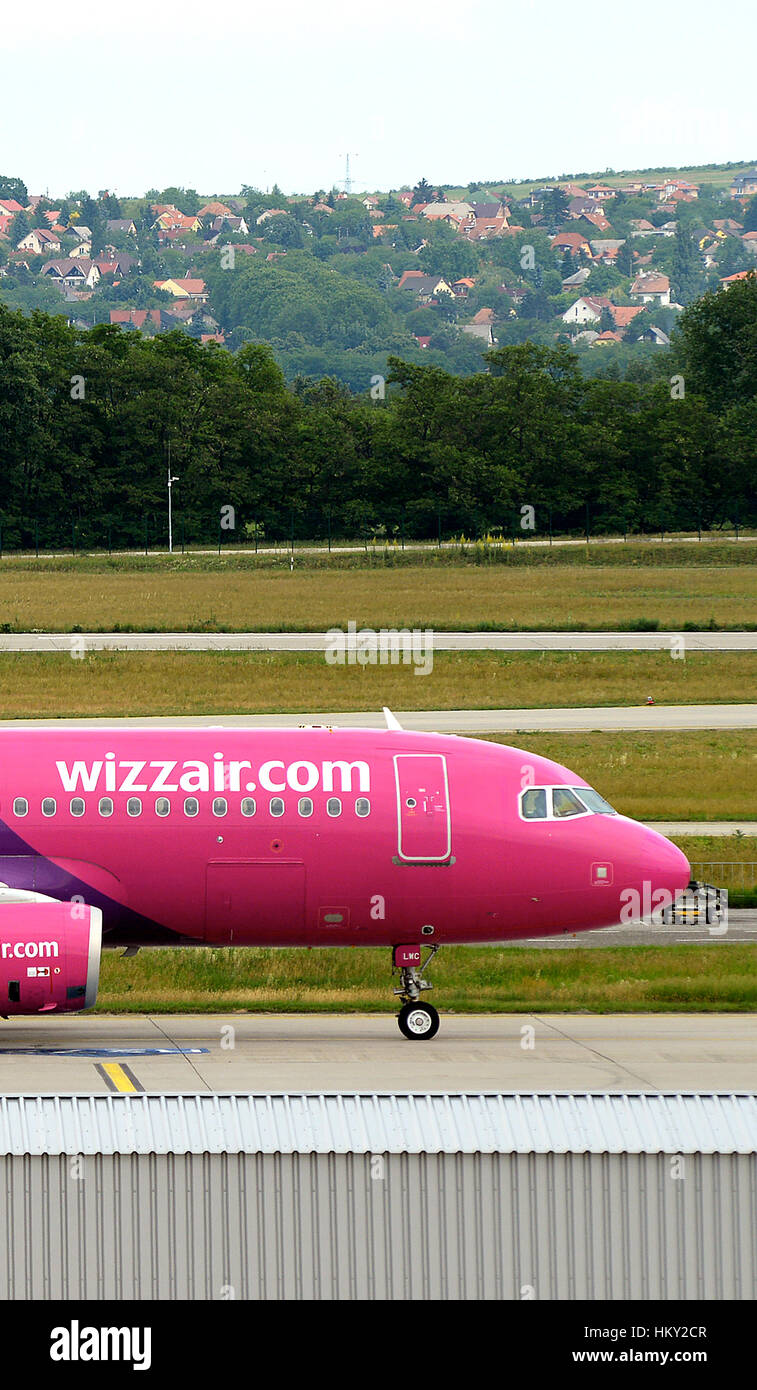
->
0, 713, 690, 1038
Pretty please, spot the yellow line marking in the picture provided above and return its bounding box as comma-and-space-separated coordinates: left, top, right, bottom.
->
101, 1062, 139, 1093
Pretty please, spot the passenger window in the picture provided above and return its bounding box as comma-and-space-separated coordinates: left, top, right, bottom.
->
70, 798, 85, 817
155, 797, 170, 817
298, 797, 313, 817
241, 798, 256, 817
521, 788, 547, 819
13, 798, 28, 817
212, 797, 228, 817
552, 788, 587, 818
127, 797, 142, 817
42, 797, 56, 817
99, 797, 114, 817
326, 797, 342, 817
270, 797, 285, 817
356, 797, 370, 817
184, 797, 199, 817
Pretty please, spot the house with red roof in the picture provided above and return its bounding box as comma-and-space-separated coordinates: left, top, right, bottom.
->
110, 309, 164, 330
551, 231, 591, 257
153, 276, 208, 301
17, 228, 61, 255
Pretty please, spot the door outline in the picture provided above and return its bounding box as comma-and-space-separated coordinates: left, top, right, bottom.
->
393, 753, 451, 862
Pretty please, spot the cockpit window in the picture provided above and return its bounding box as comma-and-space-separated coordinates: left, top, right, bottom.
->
572, 786, 616, 815
521, 788, 547, 819
552, 788, 588, 818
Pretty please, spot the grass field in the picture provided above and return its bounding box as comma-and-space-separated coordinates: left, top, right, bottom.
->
1, 552, 756, 631
0, 649, 754, 721
481, 733, 757, 821
94, 943, 757, 1014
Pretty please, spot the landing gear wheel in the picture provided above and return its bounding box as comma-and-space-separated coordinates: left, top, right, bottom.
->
398, 1001, 440, 1040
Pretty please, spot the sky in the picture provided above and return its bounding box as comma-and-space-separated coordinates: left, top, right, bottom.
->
4, 0, 757, 198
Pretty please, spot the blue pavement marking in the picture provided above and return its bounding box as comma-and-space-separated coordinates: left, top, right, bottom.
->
0, 1047, 209, 1057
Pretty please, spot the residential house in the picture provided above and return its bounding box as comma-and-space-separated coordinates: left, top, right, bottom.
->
463, 321, 495, 345
639, 325, 671, 346
499, 283, 528, 307
720, 269, 754, 285
69, 240, 92, 258
730, 170, 757, 199
110, 309, 164, 330
585, 184, 616, 201
582, 211, 612, 233
591, 330, 623, 346
197, 201, 235, 218
741, 231, 757, 256
398, 271, 453, 301
566, 197, 601, 219
0, 198, 26, 216
106, 219, 137, 237
153, 277, 209, 301
451, 277, 476, 298
206, 214, 249, 236
460, 214, 509, 240
561, 267, 591, 291
630, 272, 671, 305
609, 305, 644, 332
590, 238, 626, 264
16, 228, 61, 255
629, 219, 658, 236
551, 231, 591, 257
420, 201, 474, 223
153, 211, 203, 233
562, 294, 612, 325
255, 208, 288, 224
41, 258, 100, 290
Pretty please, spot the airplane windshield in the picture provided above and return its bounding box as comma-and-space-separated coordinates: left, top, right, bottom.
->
572, 787, 617, 814
552, 788, 587, 818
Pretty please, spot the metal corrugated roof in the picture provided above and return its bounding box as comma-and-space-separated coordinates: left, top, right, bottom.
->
0, 1092, 755, 1155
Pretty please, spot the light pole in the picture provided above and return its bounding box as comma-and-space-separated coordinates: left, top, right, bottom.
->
167, 466, 179, 553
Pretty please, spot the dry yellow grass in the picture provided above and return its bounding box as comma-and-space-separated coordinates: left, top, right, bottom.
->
0, 649, 753, 719
483, 734, 757, 821
1, 564, 756, 631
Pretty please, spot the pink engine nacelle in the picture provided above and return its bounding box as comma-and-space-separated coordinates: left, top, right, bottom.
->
0, 900, 102, 1016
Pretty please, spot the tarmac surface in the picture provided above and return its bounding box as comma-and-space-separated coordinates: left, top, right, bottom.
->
2, 630, 757, 652
0, 1013, 754, 1093
0, 705, 756, 733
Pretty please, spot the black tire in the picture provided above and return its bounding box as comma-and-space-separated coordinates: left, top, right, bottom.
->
397, 1001, 440, 1040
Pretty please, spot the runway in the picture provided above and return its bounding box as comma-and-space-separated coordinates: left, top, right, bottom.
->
2, 630, 756, 651
0, 1013, 755, 1093
0, 704, 756, 732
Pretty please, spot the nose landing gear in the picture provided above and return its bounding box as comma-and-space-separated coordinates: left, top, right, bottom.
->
393, 943, 440, 1040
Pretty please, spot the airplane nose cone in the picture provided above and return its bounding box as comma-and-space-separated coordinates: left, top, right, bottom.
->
642, 828, 690, 893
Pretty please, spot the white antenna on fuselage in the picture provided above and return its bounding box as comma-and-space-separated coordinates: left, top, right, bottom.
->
383, 707, 403, 730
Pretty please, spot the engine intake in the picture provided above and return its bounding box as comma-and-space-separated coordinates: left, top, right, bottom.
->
0, 897, 101, 1016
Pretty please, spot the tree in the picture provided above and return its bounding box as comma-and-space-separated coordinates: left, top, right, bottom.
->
11, 211, 31, 246
675, 273, 757, 409
743, 196, 757, 233
0, 175, 27, 204
412, 178, 434, 203
671, 226, 706, 304
543, 187, 569, 227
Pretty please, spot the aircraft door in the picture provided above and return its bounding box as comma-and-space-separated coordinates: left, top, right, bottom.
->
205, 860, 305, 943
394, 754, 451, 862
